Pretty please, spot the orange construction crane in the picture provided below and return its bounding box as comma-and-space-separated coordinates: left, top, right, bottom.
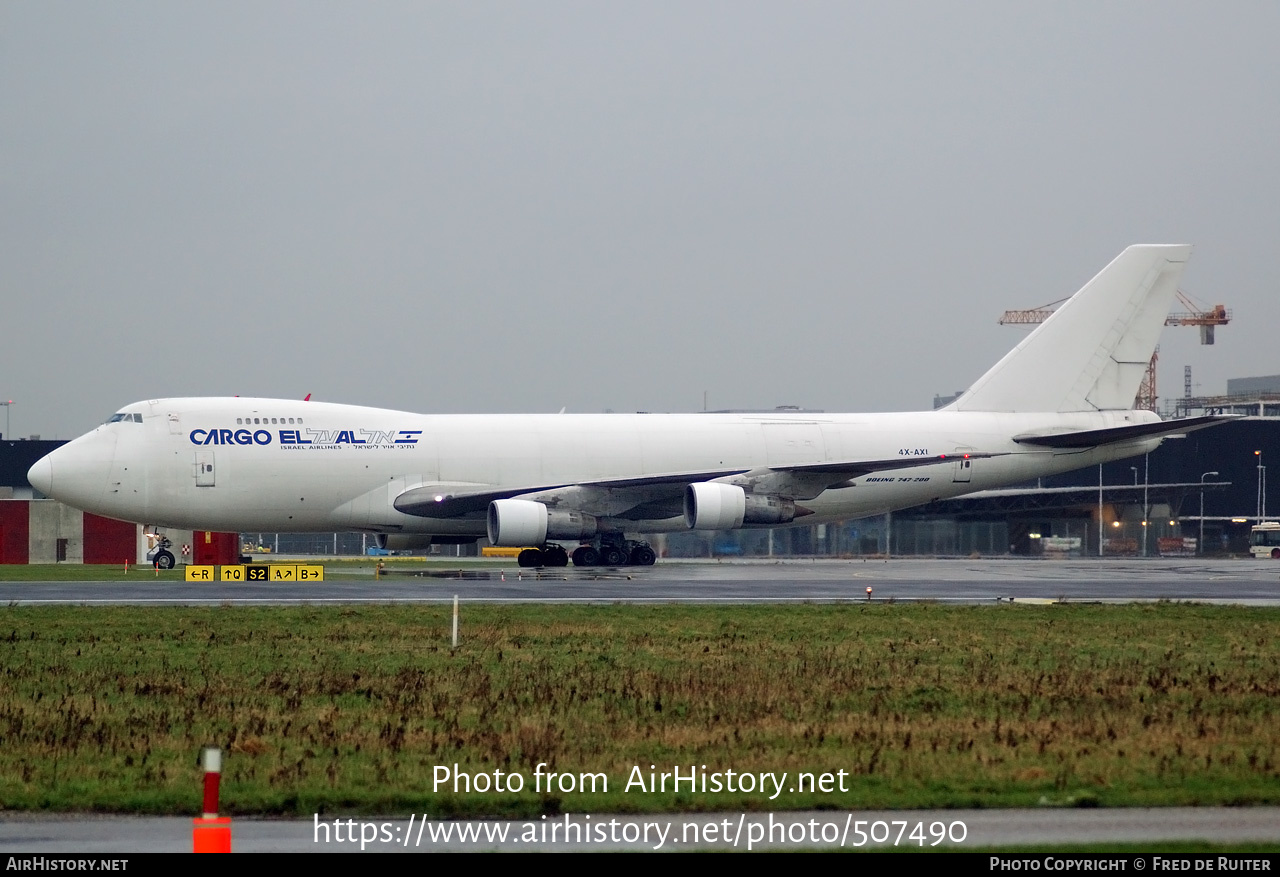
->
998, 292, 1230, 411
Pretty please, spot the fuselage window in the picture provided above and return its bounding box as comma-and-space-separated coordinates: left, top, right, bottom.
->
272, 418, 278, 424
236, 418, 243, 425
254, 418, 260, 424
288, 418, 294, 424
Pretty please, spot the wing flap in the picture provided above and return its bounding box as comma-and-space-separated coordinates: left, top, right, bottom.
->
773, 451, 1007, 478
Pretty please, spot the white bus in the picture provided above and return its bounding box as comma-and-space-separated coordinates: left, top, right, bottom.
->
1250, 522, 1280, 559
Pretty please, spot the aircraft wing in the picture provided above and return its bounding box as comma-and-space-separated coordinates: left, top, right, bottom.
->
392, 470, 748, 518
392, 452, 1007, 519
1012, 415, 1236, 448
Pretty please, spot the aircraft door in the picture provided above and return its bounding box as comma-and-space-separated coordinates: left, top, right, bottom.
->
194, 450, 215, 487
952, 447, 974, 483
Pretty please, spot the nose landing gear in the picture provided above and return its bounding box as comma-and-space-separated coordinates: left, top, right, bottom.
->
147, 535, 176, 569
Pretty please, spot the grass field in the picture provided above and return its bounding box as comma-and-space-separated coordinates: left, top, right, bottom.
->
0, 603, 1277, 816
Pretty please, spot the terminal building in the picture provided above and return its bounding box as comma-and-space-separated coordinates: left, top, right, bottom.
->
3, 382, 1278, 562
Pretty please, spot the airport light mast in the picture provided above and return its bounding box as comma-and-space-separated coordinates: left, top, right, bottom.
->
1200, 471, 1218, 555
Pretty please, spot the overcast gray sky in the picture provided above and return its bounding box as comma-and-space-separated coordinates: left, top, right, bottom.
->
3, 2, 1278, 439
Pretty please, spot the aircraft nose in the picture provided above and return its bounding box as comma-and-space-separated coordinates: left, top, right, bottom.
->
28, 455, 53, 495
27, 431, 116, 511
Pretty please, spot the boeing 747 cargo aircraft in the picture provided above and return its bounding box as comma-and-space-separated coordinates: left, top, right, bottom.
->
28, 245, 1228, 567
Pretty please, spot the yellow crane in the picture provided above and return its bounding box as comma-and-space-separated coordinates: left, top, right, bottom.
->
998, 291, 1230, 411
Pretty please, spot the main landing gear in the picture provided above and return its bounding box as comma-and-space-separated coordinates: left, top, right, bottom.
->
516, 539, 657, 568
517, 543, 569, 568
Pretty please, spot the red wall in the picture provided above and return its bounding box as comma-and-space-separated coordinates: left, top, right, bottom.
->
194, 531, 240, 565
0, 502, 29, 564
83, 513, 136, 565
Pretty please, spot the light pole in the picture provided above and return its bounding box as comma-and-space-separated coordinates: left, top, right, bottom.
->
1257, 451, 1264, 524
1200, 471, 1218, 556
1130, 466, 1138, 485
0, 400, 11, 440
1142, 452, 1150, 558
1098, 464, 1104, 557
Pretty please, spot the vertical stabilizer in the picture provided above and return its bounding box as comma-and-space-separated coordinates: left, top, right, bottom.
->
951, 245, 1191, 413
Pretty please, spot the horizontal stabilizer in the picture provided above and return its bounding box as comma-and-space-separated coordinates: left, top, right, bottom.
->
1012, 415, 1236, 448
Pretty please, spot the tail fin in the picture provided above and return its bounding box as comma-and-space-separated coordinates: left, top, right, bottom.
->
951, 244, 1191, 413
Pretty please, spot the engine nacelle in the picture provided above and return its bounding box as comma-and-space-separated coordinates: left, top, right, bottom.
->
684, 483, 799, 529
486, 499, 598, 546
742, 493, 799, 525
684, 483, 746, 529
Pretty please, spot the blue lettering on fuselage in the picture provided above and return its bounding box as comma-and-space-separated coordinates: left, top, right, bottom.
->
192, 427, 420, 447
189, 428, 271, 445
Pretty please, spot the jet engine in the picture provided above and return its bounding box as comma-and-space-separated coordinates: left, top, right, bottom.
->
486, 499, 598, 546
684, 483, 798, 530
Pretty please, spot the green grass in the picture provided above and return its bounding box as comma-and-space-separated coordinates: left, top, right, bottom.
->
0, 603, 1277, 816
0, 564, 187, 582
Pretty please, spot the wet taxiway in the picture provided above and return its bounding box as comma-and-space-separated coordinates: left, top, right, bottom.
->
2, 558, 1277, 605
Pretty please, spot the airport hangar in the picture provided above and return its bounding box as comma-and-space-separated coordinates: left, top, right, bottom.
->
3, 396, 1277, 565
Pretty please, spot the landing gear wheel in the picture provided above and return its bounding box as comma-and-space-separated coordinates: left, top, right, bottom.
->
629, 545, 656, 566
543, 544, 569, 567
154, 550, 176, 570
601, 545, 627, 566
517, 548, 544, 568
1272, 548, 1280, 560
572, 546, 599, 567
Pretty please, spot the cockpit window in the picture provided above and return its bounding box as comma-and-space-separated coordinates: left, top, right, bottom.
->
106, 413, 142, 424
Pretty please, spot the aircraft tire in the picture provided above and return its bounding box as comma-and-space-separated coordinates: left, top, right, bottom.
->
629, 545, 656, 566
517, 548, 544, 568
1272, 548, 1280, 560
601, 545, 627, 566
572, 546, 599, 567
154, 550, 176, 570
544, 544, 569, 567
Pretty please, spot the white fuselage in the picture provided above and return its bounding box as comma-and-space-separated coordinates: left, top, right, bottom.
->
34, 397, 1162, 537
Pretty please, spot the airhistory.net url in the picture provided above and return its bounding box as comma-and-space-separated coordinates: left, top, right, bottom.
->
312, 813, 969, 851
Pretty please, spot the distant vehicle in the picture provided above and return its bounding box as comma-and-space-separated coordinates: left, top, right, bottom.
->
1249, 522, 1280, 559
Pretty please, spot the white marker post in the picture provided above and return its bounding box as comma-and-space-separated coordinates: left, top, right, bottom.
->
202, 746, 221, 818
866, 586, 873, 602
452, 594, 459, 648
